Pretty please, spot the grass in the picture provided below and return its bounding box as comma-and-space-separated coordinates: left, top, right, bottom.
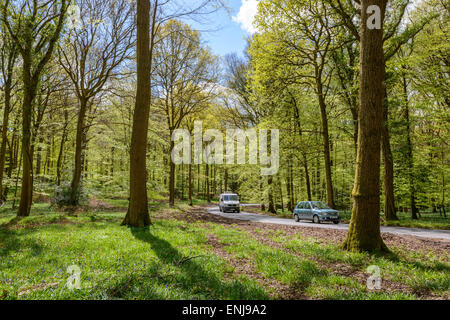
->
210, 225, 449, 299
0, 200, 448, 300
0, 206, 267, 300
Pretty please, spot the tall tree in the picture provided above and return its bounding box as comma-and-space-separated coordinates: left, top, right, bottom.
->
123, 0, 225, 225
327, 0, 436, 221
342, 0, 388, 251
58, 0, 134, 205
122, 0, 154, 227
252, 0, 337, 208
2, 0, 68, 216
153, 19, 218, 207
0, 22, 17, 202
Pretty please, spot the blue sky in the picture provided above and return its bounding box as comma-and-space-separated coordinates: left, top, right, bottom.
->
186, 0, 258, 58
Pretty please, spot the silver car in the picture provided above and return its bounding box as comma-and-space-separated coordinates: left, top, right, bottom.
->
293, 201, 340, 224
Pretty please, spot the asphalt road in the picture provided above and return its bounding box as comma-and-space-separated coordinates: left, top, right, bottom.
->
207, 206, 450, 242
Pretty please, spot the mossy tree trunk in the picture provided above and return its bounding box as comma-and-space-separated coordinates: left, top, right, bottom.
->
3, 0, 68, 217
342, 0, 388, 252
17, 76, 37, 217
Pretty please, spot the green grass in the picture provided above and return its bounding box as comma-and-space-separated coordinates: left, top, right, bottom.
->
209, 224, 449, 299
0, 206, 267, 300
0, 201, 448, 300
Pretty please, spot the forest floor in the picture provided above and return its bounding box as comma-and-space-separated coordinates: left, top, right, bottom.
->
0, 199, 449, 300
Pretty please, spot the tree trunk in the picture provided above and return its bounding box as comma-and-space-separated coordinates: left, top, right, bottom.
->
290, 161, 295, 207
350, 107, 359, 154
260, 175, 265, 211
56, 114, 69, 186
197, 164, 200, 194
342, 0, 388, 252
286, 168, 292, 212
381, 87, 398, 220
122, 0, 154, 227
35, 136, 44, 176
316, 77, 335, 209
17, 82, 36, 217
0, 79, 12, 201
188, 162, 193, 206
69, 97, 88, 204
169, 139, 175, 207
110, 146, 115, 177
181, 163, 185, 200
267, 175, 275, 213
206, 163, 210, 202
303, 153, 312, 201
213, 164, 216, 195
0, 44, 16, 201
224, 167, 228, 191
279, 177, 284, 212
402, 74, 418, 219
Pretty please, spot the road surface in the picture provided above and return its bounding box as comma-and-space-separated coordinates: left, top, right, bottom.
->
207, 206, 450, 242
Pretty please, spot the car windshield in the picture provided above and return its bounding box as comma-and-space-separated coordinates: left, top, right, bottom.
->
224, 195, 238, 201
311, 201, 330, 209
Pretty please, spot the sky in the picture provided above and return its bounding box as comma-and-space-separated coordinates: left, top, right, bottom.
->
188, 0, 423, 58
186, 0, 258, 58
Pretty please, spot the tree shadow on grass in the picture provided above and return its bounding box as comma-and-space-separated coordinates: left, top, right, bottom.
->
371, 250, 450, 273
0, 222, 44, 258
129, 226, 269, 300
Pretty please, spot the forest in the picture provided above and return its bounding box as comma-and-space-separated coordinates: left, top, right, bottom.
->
0, 0, 449, 301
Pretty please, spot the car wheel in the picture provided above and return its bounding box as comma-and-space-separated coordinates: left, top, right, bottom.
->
313, 215, 320, 224
333, 220, 339, 224
294, 214, 300, 222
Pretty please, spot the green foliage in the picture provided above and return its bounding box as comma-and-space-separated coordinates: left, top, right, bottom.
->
53, 182, 89, 208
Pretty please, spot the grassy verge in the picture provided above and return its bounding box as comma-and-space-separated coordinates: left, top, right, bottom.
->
0, 201, 448, 300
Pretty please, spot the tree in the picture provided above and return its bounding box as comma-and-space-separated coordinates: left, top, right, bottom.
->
58, 0, 134, 205
327, 0, 437, 221
342, 0, 388, 252
2, 0, 68, 217
153, 19, 218, 207
252, 0, 337, 208
0, 20, 17, 202
121, 0, 154, 227
123, 0, 225, 226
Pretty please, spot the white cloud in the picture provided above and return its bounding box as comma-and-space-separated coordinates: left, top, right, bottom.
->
232, 0, 258, 34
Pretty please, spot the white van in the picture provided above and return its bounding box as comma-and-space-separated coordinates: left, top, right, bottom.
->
219, 192, 240, 213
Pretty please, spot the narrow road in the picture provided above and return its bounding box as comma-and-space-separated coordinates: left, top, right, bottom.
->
207, 206, 450, 242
